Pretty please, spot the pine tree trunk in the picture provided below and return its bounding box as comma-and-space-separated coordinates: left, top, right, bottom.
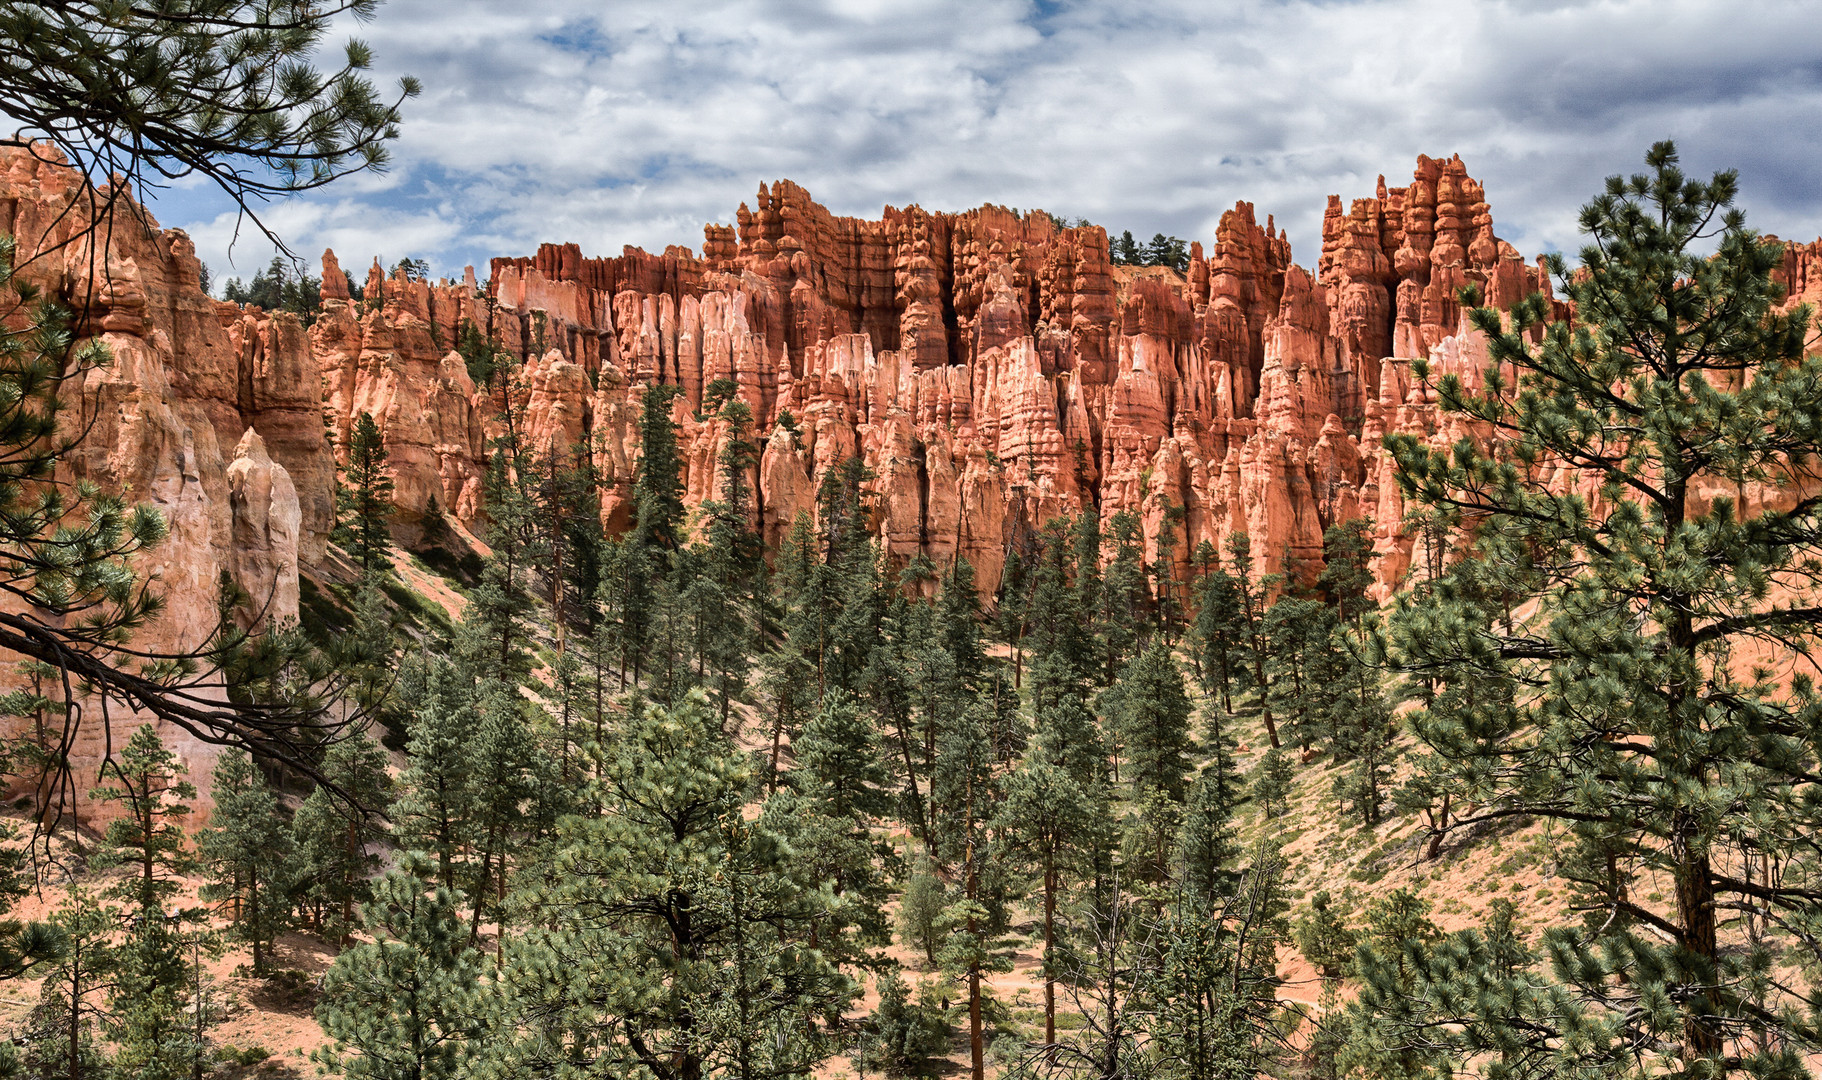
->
1677, 831, 1722, 1057
250, 874, 262, 975
470, 848, 491, 943
1425, 793, 1448, 861
1252, 646, 1279, 749
969, 966, 984, 1080
68, 953, 80, 1080
1043, 856, 1057, 1051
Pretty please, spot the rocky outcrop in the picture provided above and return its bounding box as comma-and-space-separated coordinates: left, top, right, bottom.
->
314, 156, 1551, 598
7, 141, 1820, 816
0, 147, 332, 823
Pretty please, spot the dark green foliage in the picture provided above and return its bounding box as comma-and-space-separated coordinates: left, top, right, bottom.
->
853, 970, 950, 1076
758, 789, 894, 971
897, 860, 947, 969
107, 914, 204, 1080
90, 724, 196, 914
1177, 761, 1241, 906
460, 688, 547, 943
455, 319, 508, 390
1251, 746, 1295, 820
334, 412, 395, 573
1106, 639, 1194, 802
1317, 518, 1375, 628
23, 887, 113, 1080
291, 733, 393, 943
634, 382, 687, 552
221, 256, 321, 322
1190, 560, 1246, 713
1260, 596, 1331, 753
493, 690, 854, 1078
1293, 889, 1358, 980
794, 687, 892, 821
687, 395, 765, 721
393, 660, 475, 888
998, 757, 1098, 1047
1097, 511, 1148, 680
196, 749, 292, 974
1022, 517, 1098, 708
315, 854, 482, 1080
1111, 230, 1141, 266
1135, 843, 1290, 1080
1144, 233, 1190, 272
1379, 143, 1822, 1069
1106, 230, 1189, 271
0, 2, 418, 220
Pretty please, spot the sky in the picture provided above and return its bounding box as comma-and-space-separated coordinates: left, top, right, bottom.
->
145, 0, 1822, 290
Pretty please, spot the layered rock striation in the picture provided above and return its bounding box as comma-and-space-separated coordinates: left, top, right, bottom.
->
322, 156, 1565, 597
0, 148, 333, 817
8, 142, 1820, 815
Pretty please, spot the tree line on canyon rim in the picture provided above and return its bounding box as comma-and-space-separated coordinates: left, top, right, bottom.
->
0, 142, 1813, 1080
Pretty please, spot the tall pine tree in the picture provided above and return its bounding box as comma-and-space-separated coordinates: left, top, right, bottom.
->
1379, 143, 1822, 1070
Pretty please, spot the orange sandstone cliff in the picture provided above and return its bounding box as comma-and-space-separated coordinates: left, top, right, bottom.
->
315, 155, 1569, 600
9, 143, 1821, 813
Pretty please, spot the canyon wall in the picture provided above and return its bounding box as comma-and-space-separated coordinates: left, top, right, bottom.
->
0, 149, 333, 820
7, 144, 1820, 818
322, 155, 1564, 598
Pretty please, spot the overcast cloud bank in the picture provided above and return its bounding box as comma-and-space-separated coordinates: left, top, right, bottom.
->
150, 0, 1822, 287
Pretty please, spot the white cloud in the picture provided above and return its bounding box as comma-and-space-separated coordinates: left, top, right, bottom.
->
151, 0, 1822, 287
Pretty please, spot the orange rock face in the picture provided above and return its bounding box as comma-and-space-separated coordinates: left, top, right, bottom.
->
325, 156, 1562, 599
0, 147, 334, 822
293, 155, 1635, 601
5, 143, 1819, 817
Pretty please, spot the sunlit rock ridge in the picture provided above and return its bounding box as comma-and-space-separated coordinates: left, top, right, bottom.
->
317, 154, 1587, 598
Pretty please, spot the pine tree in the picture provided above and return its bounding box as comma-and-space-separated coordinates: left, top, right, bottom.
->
1251, 746, 1295, 820
757, 788, 894, 972
1033, 691, 1108, 790
493, 690, 854, 1079
1107, 639, 1194, 802
1023, 517, 1097, 711
1261, 596, 1332, 754
90, 724, 195, 915
1098, 510, 1149, 680
1380, 143, 1822, 1068
196, 748, 293, 974
1136, 840, 1290, 1080
1190, 562, 1246, 713
897, 858, 948, 969
334, 411, 395, 573
690, 395, 764, 722
24, 887, 114, 1080
314, 854, 482, 1080
291, 733, 393, 943
634, 382, 686, 552
459, 446, 538, 688
852, 970, 950, 1077
794, 687, 892, 822
461, 688, 543, 946
1177, 761, 1242, 907
90, 729, 205, 1080
929, 706, 1008, 1080
107, 914, 205, 1080
1224, 531, 1278, 748
394, 662, 473, 889
997, 758, 1095, 1048
1293, 889, 1358, 981
1112, 230, 1141, 266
